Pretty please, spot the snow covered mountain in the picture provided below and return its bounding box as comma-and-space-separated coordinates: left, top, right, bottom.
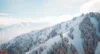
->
0, 22, 50, 44
0, 12, 100, 54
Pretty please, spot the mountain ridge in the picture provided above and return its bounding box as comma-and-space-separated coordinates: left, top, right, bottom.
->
0, 12, 100, 54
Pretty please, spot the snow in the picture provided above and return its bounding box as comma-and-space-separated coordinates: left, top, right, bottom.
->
26, 35, 62, 54
26, 15, 85, 53
95, 42, 100, 54
41, 35, 62, 54
90, 17, 100, 36
34, 15, 85, 54
67, 16, 84, 54
1, 13, 100, 54
8, 15, 85, 54
89, 16, 100, 54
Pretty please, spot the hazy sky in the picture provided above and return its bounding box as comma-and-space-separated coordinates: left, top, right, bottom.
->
0, 0, 100, 26
0, 0, 89, 18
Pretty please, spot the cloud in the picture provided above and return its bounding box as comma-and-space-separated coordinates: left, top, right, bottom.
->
0, 17, 39, 26
80, 0, 100, 13
0, 0, 91, 27
40, 0, 91, 16
0, 13, 8, 16
0, 14, 73, 26
39, 15, 73, 25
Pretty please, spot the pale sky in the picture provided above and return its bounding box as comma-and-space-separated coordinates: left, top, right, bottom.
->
0, 0, 90, 18
0, 0, 100, 27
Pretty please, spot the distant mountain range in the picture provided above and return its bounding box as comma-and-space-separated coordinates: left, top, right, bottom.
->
0, 22, 50, 43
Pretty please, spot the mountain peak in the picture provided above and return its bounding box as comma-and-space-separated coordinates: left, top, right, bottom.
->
0, 12, 100, 54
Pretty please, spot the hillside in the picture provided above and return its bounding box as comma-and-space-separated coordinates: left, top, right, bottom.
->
0, 12, 100, 54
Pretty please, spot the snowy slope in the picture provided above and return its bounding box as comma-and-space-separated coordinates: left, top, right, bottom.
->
26, 14, 85, 54
0, 22, 50, 44
0, 12, 100, 54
